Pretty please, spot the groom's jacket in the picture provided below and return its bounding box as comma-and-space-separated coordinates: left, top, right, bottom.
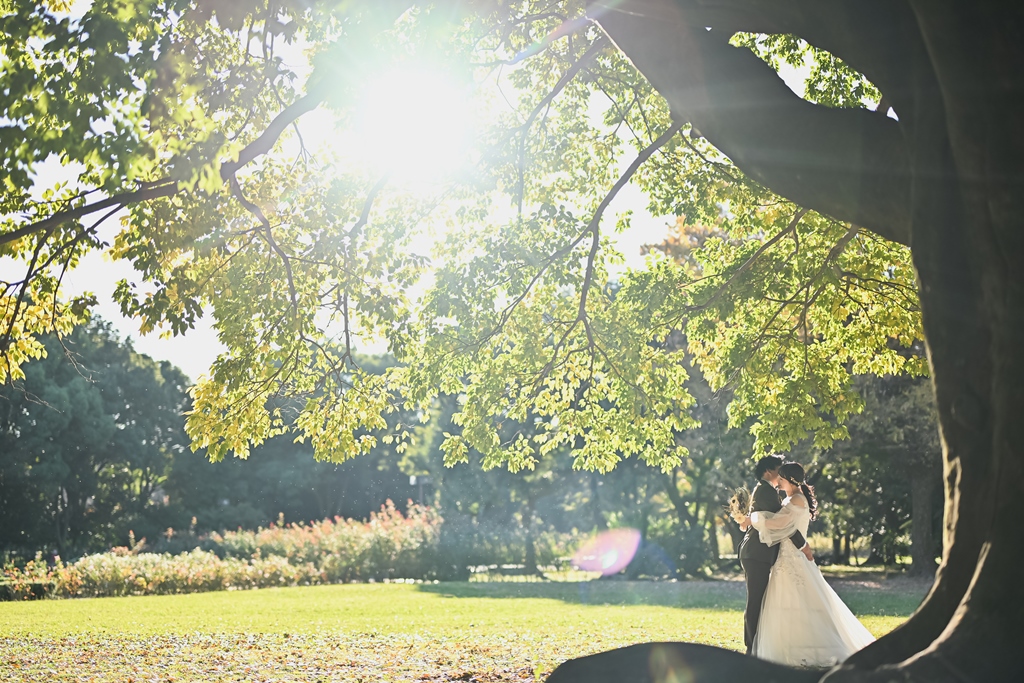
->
737, 480, 805, 564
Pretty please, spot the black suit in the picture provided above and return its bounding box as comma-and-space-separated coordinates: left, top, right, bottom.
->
738, 480, 806, 654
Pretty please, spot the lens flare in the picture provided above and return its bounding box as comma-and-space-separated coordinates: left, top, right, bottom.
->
572, 528, 641, 576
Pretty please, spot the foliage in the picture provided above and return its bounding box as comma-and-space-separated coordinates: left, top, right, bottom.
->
4, 548, 322, 598
0, 319, 191, 558
813, 374, 941, 567
0, 321, 932, 579
402, 379, 759, 579
156, 397, 416, 538
0, 0, 924, 475
1, 500, 446, 598
210, 500, 444, 581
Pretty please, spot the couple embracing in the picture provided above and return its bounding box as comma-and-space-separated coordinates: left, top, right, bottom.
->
737, 455, 875, 668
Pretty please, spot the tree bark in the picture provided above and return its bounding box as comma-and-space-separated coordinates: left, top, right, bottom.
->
864, 532, 885, 566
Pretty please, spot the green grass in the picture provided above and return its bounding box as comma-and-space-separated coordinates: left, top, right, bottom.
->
0, 575, 929, 682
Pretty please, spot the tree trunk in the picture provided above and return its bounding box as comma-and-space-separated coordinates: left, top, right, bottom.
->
707, 506, 719, 562
590, 473, 606, 531
523, 499, 538, 575
723, 517, 744, 560
834, 6, 1014, 676
864, 533, 885, 566
908, 468, 936, 576
661, 470, 696, 530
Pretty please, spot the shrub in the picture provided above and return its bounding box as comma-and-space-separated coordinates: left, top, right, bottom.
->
210, 501, 444, 581
1, 501, 444, 599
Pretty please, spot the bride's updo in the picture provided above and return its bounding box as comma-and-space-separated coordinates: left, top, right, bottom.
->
779, 462, 818, 520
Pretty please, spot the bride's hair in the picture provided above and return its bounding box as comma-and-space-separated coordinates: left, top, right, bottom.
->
779, 462, 818, 520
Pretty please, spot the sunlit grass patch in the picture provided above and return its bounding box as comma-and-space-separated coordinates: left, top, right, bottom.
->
0, 578, 926, 682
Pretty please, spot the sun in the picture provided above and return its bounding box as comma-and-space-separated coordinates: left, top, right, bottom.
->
332, 64, 475, 184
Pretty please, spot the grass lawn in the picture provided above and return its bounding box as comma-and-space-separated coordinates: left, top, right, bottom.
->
0, 573, 929, 682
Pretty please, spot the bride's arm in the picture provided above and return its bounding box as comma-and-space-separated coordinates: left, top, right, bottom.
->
750, 503, 803, 547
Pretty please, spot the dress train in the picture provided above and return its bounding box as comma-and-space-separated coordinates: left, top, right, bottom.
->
750, 497, 875, 667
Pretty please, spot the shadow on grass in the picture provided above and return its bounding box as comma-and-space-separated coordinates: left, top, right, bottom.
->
415, 574, 928, 618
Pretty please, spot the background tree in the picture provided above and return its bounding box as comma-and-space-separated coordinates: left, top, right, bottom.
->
816, 374, 942, 575
0, 320, 190, 558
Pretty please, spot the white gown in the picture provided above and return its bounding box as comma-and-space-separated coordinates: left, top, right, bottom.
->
749, 495, 875, 667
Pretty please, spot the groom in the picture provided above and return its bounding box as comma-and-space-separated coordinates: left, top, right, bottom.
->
738, 454, 814, 655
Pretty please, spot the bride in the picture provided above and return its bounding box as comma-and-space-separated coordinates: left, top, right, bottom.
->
743, 462, 876, 667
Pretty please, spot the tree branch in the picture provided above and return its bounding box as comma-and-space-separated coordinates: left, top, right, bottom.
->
0, 86, 329, 249
0, 228, 50, 352
348, 172, 391, 241
578, 118, 685, 321
0, 183, 178, 247
229, 174, 298, 312
220, 87, 326, 180
689, 207, 809, 313
589, 0, 912, 246
516, 37, 610, 214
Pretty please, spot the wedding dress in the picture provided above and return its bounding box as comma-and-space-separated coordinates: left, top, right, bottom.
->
749, 495, 875, 667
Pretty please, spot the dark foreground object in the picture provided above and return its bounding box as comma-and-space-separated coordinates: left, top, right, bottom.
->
547, 642, 825, 683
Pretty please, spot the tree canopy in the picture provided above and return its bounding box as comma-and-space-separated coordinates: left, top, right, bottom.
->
1, 0, 919, 471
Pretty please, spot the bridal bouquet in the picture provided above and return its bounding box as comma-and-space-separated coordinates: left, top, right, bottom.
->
726, 486, 751, 525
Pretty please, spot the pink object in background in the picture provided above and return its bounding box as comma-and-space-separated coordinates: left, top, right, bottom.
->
572, 528, 642, 576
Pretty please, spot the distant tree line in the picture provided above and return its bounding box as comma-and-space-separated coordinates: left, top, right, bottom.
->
0, 320, 941, 576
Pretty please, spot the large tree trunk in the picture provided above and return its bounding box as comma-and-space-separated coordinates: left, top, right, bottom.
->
836, 4, 1023, 678
558, 2, 1024, 681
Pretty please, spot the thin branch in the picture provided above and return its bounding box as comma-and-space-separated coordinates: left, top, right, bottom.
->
689, 207, 809, 312
50, 206, 121, 333
341, 292, 353, 367
2, 86, 327, 248
580, 119, 685, 320
229, 174, 298, 312
348, 173, 391, 241
0, 228, 51, 352
530, 120, 685, 391
719, 223, 862, 388
515, 37, 610, 214
220, 87, 325, 180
